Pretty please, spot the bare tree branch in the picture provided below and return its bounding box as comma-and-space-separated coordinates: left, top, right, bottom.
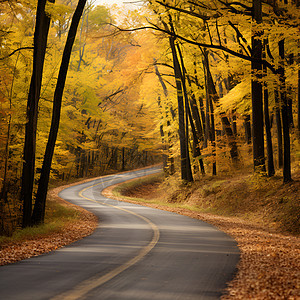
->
0, 47, 34, 60
98, 88, 126, 106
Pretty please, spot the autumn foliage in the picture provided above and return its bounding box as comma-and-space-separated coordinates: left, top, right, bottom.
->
0, 0, 299, 234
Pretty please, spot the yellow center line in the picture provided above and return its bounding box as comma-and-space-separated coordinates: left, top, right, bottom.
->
52, 181, 160, 300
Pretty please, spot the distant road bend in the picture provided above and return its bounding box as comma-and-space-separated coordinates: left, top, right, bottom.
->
0, 166, 239, 300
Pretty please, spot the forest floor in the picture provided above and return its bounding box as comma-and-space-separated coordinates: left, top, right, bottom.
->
102, 169, 300, 299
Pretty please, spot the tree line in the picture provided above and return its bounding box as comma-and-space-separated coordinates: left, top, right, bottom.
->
134, 0, 299, 183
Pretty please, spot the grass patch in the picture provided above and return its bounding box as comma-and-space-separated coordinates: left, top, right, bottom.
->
0, 199, 80, 245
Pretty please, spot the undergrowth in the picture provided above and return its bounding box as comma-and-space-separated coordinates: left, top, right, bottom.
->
0, 200, 80, 244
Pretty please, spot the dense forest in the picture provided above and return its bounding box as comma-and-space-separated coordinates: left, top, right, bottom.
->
0, 0, 299, 234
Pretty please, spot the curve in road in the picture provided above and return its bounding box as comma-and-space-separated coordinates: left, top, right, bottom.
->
0, 166, 239, 300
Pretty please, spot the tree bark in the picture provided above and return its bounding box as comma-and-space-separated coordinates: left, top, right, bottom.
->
203, 50, 239, 163
298, 67, 300, 138
178, 50, 194, 182
263, 40, 275, 177
176, 43, 204, 176
21, 0, 54, 228
32, 0, 87, 224
251, 0, 266, 172
209, 97, 217, 175
155, 64, 175, 175
166, 24, 193, 182
274, 88, 283, 168
278, 39, 292, 183
244, 114, 252, 144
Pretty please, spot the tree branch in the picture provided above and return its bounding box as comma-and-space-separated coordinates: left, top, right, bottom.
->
155, 0, 219, 20
228, 20, 252, 56
98, 88, 126, 106
0, 47, 34, 60
110, 23, 278, 74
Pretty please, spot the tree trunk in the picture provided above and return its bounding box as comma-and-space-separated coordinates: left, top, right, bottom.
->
263, 40, 275, 177
192, 60, 206, 140
287, 92, 294, 128
32, 0, 87, 225
185, 64, 204, 140
263, 77, 275, 177
203, 67, 211, 150
176, 43, 204, 176
176, 45, 194, 182
274, 88, 284, 168
244, 114, 252, 144
190, 95, 204, 140
187, 96, 205, 174
298, 68, 300, 138
278, 39, 292, 183
232, 109, 237, 136
21, 0, 54, 228
209, 98, 217, 175
168, 32, 193, 182
155, 65, 175, 175
202, 49, 239, 163
121, 147, 125, 171
251, 0, 266, 173
1, 52, 20, 204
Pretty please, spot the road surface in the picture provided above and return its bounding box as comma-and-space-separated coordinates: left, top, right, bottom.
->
0, 166, 239, 299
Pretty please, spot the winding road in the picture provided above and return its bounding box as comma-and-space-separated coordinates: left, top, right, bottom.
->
0, 166, 239, 300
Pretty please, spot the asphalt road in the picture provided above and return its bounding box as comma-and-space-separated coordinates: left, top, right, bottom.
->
0, 166, 239, 300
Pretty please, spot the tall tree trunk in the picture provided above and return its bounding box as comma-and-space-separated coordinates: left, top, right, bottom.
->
264, 86, 275, 177
154, 63, 175, 175
159, 123, 168, 173
190, 95, 204, 140
297, 0, 300, 137
176, 43, 204, 176
1, 52, 20, 202
21, 0, 54, 228
298, 66, 300, 138
278, 39, 292, 183
203, 50, 239, 163
176, 44, 194, 182
202, 50, 216, 174
198, 96, 206, 137
190, 98, 205, 174
192, 59, 206, 136
166, 26, 193, 182
263, 40, 275, 177
185, 67, 204, 140
251, 0, 266, 172
274, 88, 284, 167
209, 97, 217, 175
203, 63, 211, 150
32, 0, 87, 225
